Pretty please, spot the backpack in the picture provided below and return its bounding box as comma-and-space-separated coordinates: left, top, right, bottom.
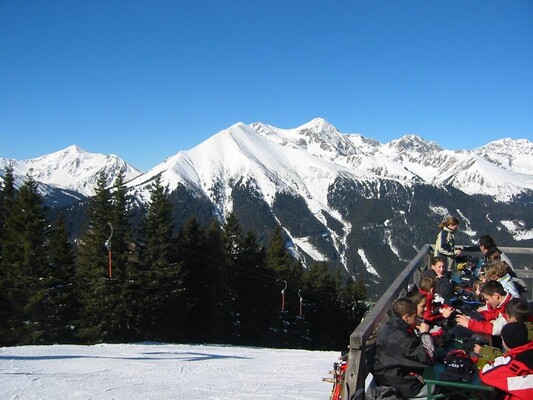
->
441, 349, 477, 383
366, 385, 402, 400
476, 346, 503, 368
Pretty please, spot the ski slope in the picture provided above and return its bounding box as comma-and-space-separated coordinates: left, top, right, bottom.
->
0, 343, 338, 399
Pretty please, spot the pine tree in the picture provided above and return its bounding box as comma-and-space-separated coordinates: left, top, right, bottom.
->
175, 216, 206, 342
222, 214, 279, 345
0, 165, 17, 344
264, 224, 305, 347
5, 173, 50, 344
106, 171, 138, 341
264, 225, 293, 282
334, 274, 368, 348
44, 214, 78, 343
222, 213, 247, 342
203, 219, 232, 342
75, 171, 116, 342
137, 175, 184, 341
235, 231, 279, 346
301, 262, 339, 349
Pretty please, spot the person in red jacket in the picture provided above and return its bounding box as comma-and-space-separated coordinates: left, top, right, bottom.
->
418, 276, 455, 324
480, 322, 533, 400
456, 280, 513, 336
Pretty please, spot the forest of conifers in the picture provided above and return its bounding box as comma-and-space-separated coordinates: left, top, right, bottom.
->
0, 166, 368, 350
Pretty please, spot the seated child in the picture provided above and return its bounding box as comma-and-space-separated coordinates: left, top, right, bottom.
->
473, 299, 532, 367
505, 299, 533, 340
406, 291, 427, 322
418, 276, 454, 324
484, 261, 522, 299
371, 298, 435, 398
480, 322, 533, 400
421, 256, 453, 301
455, 280, 513, 336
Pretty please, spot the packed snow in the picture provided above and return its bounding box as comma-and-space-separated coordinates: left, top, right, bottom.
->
0, 343, 339, 400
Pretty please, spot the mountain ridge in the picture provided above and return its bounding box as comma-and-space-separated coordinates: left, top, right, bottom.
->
1, 119, 532, 292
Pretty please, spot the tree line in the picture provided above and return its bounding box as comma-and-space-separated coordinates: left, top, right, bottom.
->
0, 166, 368, 350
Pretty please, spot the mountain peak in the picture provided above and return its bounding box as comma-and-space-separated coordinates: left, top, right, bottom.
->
65, 144, 84, 153
388, 134, 442, 153
297, 118, 338, 135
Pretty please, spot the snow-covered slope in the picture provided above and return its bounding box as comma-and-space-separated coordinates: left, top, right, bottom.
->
0, 343, 337, 400
0, 145, 142, 197
1, 119, 531, 280
127, 118, 533, 206
3, 120, 531, 203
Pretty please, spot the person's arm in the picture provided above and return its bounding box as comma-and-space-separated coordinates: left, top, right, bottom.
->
490, 315, 507, 336
455, 314, 494, 335
459, 245, 481, 252
401, 333, 435, 366
467, 316, 495, 335
480, 355, 512, 391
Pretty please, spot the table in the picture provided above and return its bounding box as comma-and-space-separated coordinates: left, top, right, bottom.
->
423, 363, 496, 400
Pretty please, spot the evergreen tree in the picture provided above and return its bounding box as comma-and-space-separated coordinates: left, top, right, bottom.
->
106, 171, 138, 341
222, 213, 247, 342
5, 174, 50, 344
301, 262, 339, 349
137, 175, 184, 341
222, 214, 279, 345
234, 231, 279, 346
264, 225, 304, 347
175, 216, 204, 342
203, 219, 232, 342
334, 274, 368, 348
75, 171, 116, 342
264, 225, 293, 282
176, 216, 235, 343
0, 165, 16, 255
44, 214, 78, 343
0, 166, 17, 344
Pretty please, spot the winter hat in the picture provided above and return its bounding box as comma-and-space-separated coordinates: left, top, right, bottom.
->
501, 322, 529, 349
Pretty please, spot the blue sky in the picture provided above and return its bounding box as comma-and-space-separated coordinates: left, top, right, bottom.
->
1, 1, 532, 171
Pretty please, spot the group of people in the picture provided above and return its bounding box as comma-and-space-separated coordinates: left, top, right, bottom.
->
368, 216, 532, 400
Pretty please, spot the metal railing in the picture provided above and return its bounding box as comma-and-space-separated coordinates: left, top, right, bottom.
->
340, 245, 533, 400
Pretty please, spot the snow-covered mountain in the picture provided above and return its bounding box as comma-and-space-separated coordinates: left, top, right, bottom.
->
127, 118, 533, 203
1, 119, 532, 294
0, 145, 143, 198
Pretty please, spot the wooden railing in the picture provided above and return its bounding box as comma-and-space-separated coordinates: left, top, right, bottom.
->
340, 245, 533, 400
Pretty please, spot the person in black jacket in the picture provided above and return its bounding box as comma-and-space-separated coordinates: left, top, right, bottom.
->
459, 234, 516, 277
421, 256, 453, 301
371, 298, 435, 399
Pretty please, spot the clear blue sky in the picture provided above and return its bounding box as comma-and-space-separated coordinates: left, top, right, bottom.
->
1, 1, 532, 171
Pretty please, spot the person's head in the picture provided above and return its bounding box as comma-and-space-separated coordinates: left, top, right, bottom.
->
439, 216, 460, 231
430, 256, 446, 275
406, 291, 426, 317
480, 280, 507, 308
419, 276, 435, 293
484, 261, 511, 281
485, 248, 501, 262
506, 298, 531, 323
501, 322, 529, 351
392, 297, 417, 326
479, 235, 496, 254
